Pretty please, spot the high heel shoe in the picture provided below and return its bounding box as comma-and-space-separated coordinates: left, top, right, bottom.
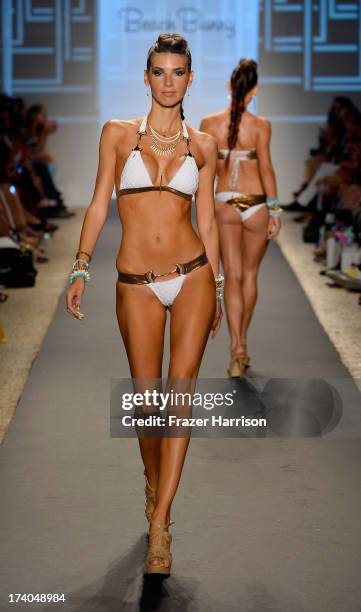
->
240, 339, 251, 368
145, 520, 173, 576
227, 342, 249, 378
144, 469, 157, 523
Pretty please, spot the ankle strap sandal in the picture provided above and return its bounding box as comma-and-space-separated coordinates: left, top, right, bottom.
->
227, 343, 249, 378
145, 520, 174, 576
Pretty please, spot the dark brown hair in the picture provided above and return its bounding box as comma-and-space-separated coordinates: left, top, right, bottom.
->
146, 33, 192, 120
227, 59, 258, 160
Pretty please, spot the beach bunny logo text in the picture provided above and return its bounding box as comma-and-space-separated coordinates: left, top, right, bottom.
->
117, 7, 236, 39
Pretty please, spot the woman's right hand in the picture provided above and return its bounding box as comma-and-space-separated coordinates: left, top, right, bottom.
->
267, 216, 282, 241
66, 277, 85, 320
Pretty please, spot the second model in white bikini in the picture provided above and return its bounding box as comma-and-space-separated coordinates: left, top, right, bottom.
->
200, 58, 282, 377
215, 147, 267, 222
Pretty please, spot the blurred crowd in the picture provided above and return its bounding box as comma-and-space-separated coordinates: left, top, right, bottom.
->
0, 93, 75, 306
283, 97, 361, 304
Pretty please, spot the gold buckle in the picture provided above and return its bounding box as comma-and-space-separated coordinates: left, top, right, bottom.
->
145, 270, 156, 283
146, 265, 180, 282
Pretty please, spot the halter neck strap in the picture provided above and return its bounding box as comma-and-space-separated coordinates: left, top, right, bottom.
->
139, 114, 189, 138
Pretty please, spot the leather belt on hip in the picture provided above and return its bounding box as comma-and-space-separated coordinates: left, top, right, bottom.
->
117, 251, 208, 284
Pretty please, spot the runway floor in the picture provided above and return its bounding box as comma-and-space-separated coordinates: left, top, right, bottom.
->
1, 203, 361, 611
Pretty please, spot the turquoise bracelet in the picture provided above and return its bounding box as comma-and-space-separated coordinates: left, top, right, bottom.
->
266, 196, 279, 208
69, 269, 91, 285
266, 196, 282, 217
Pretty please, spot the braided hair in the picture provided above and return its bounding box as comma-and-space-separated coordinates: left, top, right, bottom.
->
146, 33, 192, 120
226, 59, 258, 165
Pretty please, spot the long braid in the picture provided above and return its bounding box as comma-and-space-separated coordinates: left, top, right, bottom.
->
226, 59, 258, 166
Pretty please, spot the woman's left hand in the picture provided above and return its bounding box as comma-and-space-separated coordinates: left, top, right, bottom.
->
211, 300, 223, 338
267, 216, 282, 240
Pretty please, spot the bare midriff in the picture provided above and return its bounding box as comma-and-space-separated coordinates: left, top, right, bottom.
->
115, 191, 204, 278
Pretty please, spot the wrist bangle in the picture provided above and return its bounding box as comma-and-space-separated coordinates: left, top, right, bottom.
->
69, 269, 91, 285
76, 250, 92, 262
269, 208, 283, 217
266, 197, 282, 217
266, 197, 280, 209
72, 258, 90, 270
215, 273, 224, 301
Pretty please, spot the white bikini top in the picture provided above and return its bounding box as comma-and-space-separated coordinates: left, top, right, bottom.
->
117, 115, 199, 201
218, 147, 258, 191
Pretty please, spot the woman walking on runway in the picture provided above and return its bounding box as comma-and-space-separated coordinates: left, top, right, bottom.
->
65, 33, 223, 576
200, 59, 282, 377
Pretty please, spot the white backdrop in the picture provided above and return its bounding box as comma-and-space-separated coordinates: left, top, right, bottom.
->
97, 0, 259, 129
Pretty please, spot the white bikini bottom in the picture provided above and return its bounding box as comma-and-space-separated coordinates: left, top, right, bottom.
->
146, 274, 186, 308
117, 251, 208, 309
215, 192, 267, 222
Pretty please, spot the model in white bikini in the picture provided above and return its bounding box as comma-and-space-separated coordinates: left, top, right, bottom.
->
200, 58, 282, 377
66, 33, 223, 577
116, 114, 201, 307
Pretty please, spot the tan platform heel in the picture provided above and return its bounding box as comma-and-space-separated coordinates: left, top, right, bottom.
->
240, 339, 251, 368
144, 469, 157, 523
145, 521, 174, 576
227, 342, 249, 377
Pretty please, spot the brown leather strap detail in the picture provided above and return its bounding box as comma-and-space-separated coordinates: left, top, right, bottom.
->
184, 136, 193, 157
218, 149, 258, 161
117, 186, 192, 201
117, 251, 208, 285
247, 149, 258, 160
178, 250, 208, 275
227, 194, 266, 209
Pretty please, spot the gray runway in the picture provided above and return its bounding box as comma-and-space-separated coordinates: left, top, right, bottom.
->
1, 203, 360, 611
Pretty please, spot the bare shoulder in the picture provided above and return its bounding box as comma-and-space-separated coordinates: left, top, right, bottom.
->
102, 117, 141, 136
255, 115, 272, 134
189, 126, 218, 154
199, 110, 225, 135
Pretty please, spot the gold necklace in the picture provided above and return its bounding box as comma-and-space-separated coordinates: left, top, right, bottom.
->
148, 123, 182, 157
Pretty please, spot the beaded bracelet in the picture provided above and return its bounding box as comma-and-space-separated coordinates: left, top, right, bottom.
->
69, 256, 91, 285
72, 258, 89, 270
215, 273, 224, 302
69, 269, 91, 285
269, 208, 283, 217
266, 196, 283, 218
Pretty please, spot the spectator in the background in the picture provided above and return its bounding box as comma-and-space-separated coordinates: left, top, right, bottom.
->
24, 104, 75, 218
284, 97, 358, 212
0, 93, 75, 291
24, 104, 57, 168
282, 96, 361, 298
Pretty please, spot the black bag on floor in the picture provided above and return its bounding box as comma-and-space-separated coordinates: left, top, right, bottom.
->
302, 210, 325, 244
0, 247, 37, 287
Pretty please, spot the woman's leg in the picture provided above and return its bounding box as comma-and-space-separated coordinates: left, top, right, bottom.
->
216, 206, 244, 350
240, 206, 269, 338
115, 281, 167, 488
216, 202, 269, 351
0, 184, 27, 232
150, 263, 216, 535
